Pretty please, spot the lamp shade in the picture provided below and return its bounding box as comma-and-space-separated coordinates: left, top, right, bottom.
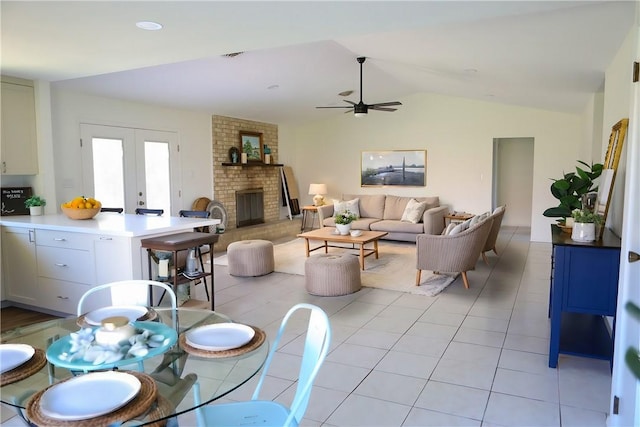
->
308, 183, 327, 195
308, 183, 327, 206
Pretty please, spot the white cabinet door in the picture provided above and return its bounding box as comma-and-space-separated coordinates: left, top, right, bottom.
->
94, 235, 132, 284
2, 227, 37, 304
1, 80, 38, 175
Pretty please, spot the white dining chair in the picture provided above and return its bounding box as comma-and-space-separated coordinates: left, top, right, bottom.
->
193, 303, 332, 427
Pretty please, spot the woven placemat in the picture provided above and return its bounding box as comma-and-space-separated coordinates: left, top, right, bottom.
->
76, 308, 159, 328
140, 396, 175, 427
179, 325, 266, 358
26, 370, 157, 427
0, 348, 46, 386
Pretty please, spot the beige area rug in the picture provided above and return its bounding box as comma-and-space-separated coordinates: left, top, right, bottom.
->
214, 238, 457, 297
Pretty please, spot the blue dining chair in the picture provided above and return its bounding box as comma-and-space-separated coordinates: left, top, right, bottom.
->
193, 303, 332, 427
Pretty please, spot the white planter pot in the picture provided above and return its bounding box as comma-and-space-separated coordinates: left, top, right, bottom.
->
29, 206, 43, 216
335, 223, 352, 235
571, 222, 596, 242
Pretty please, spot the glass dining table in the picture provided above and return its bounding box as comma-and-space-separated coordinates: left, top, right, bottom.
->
0, 307, 269, 426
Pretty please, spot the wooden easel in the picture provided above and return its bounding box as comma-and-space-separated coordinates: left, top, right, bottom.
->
596, 118, 628, 239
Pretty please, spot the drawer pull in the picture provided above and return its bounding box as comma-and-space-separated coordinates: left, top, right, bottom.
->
56, 296, 69, 300
99, 237, 113, 241
54, 263, 68, 267
53, 238, 67, 242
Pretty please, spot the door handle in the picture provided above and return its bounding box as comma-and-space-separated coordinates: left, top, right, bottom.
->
630, 251, 640, 263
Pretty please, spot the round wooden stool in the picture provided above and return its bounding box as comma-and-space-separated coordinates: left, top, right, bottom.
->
305, 254, 361, 296
227, 240, 274, 277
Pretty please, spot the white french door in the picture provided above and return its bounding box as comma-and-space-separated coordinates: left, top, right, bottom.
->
80, 124, 181, 215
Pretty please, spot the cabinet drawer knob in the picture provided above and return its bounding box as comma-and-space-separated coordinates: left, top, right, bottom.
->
53, 238, 67, 242
54, 263, 68, 267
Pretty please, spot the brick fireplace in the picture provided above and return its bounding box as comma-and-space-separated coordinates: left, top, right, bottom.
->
212, 115, 300, 251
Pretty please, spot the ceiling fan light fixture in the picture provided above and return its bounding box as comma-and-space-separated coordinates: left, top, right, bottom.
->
354, 103, 368, 117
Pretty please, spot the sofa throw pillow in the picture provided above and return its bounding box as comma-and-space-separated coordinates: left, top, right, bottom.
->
333, 198, 360, 218
401, 198, 428, 224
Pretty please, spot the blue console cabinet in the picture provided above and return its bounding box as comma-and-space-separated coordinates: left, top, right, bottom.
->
549, 225, 621, 368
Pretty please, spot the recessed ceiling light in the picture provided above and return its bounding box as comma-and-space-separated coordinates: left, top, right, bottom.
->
464, 68, 478, 74
136, 21, 163, 31
338, 90, 354, 97
267, 85, 279, 90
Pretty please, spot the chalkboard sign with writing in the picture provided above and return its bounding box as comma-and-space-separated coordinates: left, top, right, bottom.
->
1, 187, 33, 216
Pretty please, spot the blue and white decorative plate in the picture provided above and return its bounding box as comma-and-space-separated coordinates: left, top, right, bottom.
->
46, 321, 177, 371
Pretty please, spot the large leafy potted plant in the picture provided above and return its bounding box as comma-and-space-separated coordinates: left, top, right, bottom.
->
543, 161, 603, 221
334, 209, 358, 235
24, 195, 46, 216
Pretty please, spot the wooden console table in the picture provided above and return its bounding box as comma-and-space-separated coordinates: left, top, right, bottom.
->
548, 224, 621, 368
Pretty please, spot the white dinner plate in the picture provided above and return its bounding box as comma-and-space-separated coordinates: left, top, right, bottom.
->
186, 323, 255, 351
84, 305, 148, 326
39, 371, 141, 421
0, 344, 35, 374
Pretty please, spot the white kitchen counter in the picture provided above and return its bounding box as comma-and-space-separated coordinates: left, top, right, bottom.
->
0, 213, 219, 236
1, 214, 221, 315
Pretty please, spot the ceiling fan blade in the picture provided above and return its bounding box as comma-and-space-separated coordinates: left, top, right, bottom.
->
369, 101, 402, 107
343, 100, 356, 106
315, 106, 352, 109
369, 106, 397, 112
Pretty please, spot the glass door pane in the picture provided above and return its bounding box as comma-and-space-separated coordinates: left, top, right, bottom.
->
92, 138, 125, 209
144, 140, 171, 215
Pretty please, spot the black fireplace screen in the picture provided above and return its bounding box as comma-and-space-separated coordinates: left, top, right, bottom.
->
236, 188, 264, 227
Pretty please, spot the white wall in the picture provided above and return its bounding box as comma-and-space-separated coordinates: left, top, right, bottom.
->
50, 89, 213, 211
280, 92, 585, 242
600, 28, 636, 237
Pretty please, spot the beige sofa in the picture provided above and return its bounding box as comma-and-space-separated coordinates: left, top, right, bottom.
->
316, 194, 448, 242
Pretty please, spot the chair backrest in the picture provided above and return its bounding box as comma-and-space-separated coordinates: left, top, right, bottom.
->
100, 207, 124, 213
179, 210, 210, 233
179, 210, 210, 218
252, 303, 331, 426
484, 205, 506, 251
76, 280, 177, 330
136, 208, 164, 216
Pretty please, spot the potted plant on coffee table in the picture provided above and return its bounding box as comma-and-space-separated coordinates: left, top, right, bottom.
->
334, 209, 358, 235
570, 208, 603, 242
24, 195, 46, 216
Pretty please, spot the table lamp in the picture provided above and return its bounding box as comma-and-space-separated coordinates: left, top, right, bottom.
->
308, 183, 327, 206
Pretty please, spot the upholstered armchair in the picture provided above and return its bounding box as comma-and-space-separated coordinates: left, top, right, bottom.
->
481, 205, 506, 265
415, 216, 493, 289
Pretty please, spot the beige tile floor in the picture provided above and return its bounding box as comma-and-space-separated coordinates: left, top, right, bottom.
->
1, 226, 611, 426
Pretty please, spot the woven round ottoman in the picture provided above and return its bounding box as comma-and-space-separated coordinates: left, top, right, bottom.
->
305, 254, 361, 296
227, 240, 274, 277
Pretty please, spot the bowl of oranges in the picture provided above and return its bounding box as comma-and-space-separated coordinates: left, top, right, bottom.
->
61, 196, 102, 220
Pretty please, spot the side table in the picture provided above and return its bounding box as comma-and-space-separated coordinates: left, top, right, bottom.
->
301, 205, 320, 232
141, 232, 219, 310
444, 212, 474, 225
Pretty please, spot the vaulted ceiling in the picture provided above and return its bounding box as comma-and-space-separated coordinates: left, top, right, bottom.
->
2, 1, 635, 124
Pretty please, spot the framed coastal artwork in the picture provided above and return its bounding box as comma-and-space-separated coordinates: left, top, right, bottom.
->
361, 150, 426, 187
239, 131, 264, 163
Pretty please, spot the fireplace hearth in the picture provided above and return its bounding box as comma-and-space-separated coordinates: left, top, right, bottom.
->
236, 188, 264, 227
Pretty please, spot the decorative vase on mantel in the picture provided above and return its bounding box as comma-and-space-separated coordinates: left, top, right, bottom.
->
335, 223, 352, 235
571, 222, 596, 242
